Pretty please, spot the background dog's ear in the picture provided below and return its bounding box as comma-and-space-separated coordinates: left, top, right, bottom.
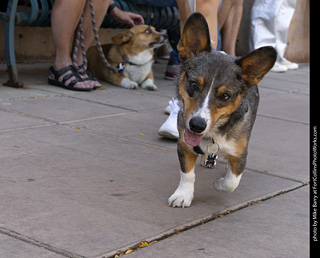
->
112, 31, 133, 45
178, 13, 211, 61
236, 46, 277, 86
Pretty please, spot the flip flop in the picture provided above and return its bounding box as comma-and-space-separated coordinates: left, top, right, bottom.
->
48, 65, 93, 91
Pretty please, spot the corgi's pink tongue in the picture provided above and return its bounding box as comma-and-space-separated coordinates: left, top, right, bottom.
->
184, 129, 204, 147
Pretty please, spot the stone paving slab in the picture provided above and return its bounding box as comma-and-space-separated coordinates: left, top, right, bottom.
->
258, 92, 309, 124
247, 115, 309, 182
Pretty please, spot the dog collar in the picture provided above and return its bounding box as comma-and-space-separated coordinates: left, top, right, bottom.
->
117, 56, 153, 74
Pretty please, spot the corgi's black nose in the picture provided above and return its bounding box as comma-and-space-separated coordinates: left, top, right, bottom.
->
189, 117, 207, 134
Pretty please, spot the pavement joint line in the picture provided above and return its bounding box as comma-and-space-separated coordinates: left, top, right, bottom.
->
0, 93, 64, 102
63, 94, 174, 115
0, 106, 59, 125
0, 227, 85, 258
64, 95, 138, 113
199, 158, 308, 184
70, 125, 178, 153
59, 111, 137, 124
256, 113, 309, 126
115, 137, 177, 152
95, 182, 308, 258
0, 123, 58, 134
260, 86, 309, 96
264, 75, 309, 85
242, 165, 309, 184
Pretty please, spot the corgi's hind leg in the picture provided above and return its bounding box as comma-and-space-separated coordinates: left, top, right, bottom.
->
213, 155, 244, 192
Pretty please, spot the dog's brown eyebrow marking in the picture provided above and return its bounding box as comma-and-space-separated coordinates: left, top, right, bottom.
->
198, 77, 204, 90
217, 85, 227, 95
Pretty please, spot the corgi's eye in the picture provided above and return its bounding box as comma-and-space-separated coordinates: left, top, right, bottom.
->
221, 93, 231, 101
145, 28, 152, 34
189, 81, 198, 90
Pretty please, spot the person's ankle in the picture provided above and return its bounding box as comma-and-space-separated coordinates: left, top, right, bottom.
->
54, 58, 73, 70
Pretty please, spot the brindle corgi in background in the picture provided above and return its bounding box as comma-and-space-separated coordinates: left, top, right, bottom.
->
168, 13, 277, 208
87, 25, 167, 91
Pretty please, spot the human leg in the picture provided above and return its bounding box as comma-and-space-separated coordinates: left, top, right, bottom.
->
249, 0, 280, 51
218, 0, 243, 55
50, 0, 93, 89
51, 0, 85, 69
196, 0, 220, 49
275, 0, 298, 69
176, 0, 191, 34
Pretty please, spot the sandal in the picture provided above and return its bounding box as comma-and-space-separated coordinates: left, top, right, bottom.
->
48, 65, 93, 91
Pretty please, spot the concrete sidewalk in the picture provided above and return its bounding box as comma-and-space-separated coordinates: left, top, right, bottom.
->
0, 61, 309, 258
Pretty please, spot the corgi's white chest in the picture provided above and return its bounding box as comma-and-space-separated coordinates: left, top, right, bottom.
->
202, 124, 238, 157
124, 50, 153, 84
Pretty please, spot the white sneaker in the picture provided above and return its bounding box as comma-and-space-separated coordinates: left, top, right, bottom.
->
271, 62, 288, 73
164, 104, 171, 115
158, 98, 180, 139
280, 59, 299, 70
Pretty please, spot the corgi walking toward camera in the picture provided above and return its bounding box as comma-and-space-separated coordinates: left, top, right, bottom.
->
168, 13, 276, 208
87, 25, 167, 91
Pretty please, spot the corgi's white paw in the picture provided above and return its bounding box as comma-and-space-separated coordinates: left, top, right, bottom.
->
168, 187, 194, 208
168, 170, 195, 208
121, 78, 138, 89
213, 175, 241, 192
213, 165, 242, 192
141, 78, 158, 91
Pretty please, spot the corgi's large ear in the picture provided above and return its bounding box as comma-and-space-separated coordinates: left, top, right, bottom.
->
178, 13, 211, 61
111, 31, 133, 45
236, 46, 277, 86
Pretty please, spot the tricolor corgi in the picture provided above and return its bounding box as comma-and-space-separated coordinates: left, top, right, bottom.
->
168, 13, 277, 207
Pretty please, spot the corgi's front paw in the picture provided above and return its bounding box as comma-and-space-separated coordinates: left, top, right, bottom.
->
121, 78, 138, 89
168, 188, 194, 208
141, 78, 158, 91
169, 170, 195, 208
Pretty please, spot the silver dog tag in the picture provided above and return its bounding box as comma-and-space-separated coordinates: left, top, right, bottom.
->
206, 141, 219, 154
202, 141, 220, 169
